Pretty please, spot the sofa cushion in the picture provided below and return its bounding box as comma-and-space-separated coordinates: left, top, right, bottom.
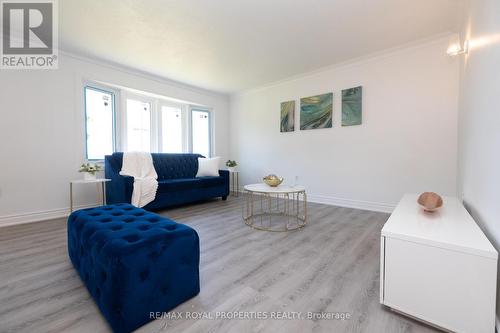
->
196, 176, 226, 187
157, 176, 225, 193
158, 178, 201, 193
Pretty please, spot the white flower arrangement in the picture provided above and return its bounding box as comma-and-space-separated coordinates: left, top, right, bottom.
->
79, 163, 103, 175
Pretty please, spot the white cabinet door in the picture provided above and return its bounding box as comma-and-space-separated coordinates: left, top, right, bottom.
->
383, 237, 496, 333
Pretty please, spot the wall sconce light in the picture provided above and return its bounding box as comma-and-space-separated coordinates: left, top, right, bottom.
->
447, 37, 469, 56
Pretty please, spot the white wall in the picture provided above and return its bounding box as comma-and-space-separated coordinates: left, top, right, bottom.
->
457, 0, 500, 322
0, 53, 229, 225
230, 36, 459, 212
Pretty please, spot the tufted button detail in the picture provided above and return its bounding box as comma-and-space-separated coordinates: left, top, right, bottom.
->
111, 226, 123, 231
111, 212, 123, 216
123, 234, 139, 243
138, 225, 150, 231
160, 240, 172, 250
151, 153, 201, 180
100, 218, 112, 222
164, 225, 176, 231
123, 218, 135, 223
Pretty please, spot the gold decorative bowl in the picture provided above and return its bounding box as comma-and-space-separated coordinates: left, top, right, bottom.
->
263, 174, 283, 187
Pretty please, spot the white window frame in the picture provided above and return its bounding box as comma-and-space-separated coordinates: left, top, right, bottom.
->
83, 82, 120, 161
121, 92, 157, 153
82, 80, 213, 158
158, 101, 188, 153
189, 106, 213, 157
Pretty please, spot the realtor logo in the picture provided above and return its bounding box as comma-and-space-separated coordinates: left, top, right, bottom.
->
1, 0, 58, 69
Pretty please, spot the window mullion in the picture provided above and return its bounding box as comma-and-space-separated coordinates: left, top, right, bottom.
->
157, 101, 163, 153
151, 99, 159, 153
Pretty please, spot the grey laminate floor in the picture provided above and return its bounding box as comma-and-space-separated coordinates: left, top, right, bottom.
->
0, 197, 440, 333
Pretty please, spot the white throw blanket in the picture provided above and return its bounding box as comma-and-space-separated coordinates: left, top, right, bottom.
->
119, 152, 158, 207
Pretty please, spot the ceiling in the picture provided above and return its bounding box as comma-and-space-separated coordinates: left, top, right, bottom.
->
60, 0, 462, 94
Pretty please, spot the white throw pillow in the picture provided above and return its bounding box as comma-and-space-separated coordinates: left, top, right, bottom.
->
196, 157, 221, 177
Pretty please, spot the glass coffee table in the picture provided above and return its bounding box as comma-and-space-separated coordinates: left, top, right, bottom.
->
243, 183, 307, 232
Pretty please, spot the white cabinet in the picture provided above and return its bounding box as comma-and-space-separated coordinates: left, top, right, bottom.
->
380, 194, 498, 333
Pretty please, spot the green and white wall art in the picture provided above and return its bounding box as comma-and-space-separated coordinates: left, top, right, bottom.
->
341, 86, 362, 126
281, 87, 362, 132
300, 92, 333, 130
280, 100, 295, 132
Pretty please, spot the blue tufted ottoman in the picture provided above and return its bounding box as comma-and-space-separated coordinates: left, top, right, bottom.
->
67, 203, 200, 333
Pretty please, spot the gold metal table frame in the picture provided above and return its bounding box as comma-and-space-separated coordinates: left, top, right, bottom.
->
243, 184, 307, 232
229, 170, 239, 197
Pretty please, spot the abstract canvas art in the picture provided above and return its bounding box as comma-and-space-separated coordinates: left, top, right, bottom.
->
342, 86, 362, 126
300, 93, 333, 130
280, 100, 295, 132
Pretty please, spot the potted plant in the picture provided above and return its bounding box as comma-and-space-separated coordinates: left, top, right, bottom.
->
79, 163, 103, 180
225, 160, 238, 172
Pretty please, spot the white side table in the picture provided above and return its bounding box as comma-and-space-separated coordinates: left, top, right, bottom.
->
228, 170, 239, 197
70, 179, 111, 213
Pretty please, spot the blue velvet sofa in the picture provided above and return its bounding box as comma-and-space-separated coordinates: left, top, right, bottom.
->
105, 153, 229, 210
67, 203, 200, 333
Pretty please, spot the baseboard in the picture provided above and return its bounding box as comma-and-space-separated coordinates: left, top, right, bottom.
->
0, 204, 97, 227
496, 315, 499, 333
307, 194, 395, 213
236, 187, 395, 214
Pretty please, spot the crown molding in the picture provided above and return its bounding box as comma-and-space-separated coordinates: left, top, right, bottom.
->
232, 32, 455, 97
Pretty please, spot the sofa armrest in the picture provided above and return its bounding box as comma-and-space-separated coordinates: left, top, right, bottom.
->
218, 170, 230, 196
105, 157, 134, 204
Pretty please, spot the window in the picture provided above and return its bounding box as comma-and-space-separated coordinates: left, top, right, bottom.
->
125, 98, 152, 152
84, 86, 115, 160
191, 109, 211, 157
160, 105, 183, 153
83, 82, 212, 159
